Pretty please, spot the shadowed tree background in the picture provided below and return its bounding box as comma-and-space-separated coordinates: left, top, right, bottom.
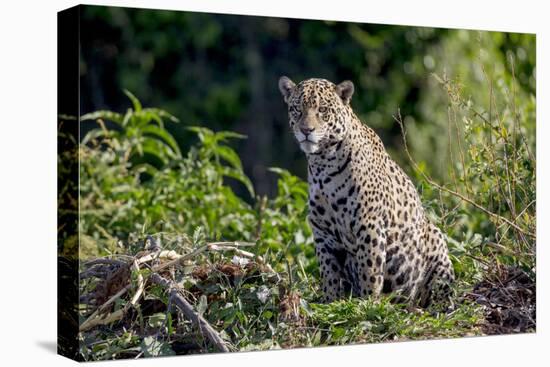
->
80, 6, 535, 199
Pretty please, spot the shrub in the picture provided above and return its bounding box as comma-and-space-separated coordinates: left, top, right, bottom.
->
79, 92, 315, 271
396, 45, 535, 283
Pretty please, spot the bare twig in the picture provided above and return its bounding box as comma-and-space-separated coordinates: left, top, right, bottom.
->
446, 106, 459, 192
208, 241, 256, 247
207, 243, 277, 275
394, 110, 535, 239
80, 268, 110, 280
450, 103, 470, 195
485, 241, 531, 260
255, 196, 268, 241
79, 240, 271, 338
79, 259, 145, 332
137, 250, 181, 264
79, 284, 131, 332
152, 245, 209, 273
83, 258, 126, 267
80, 309, 127, 332
129, 259, 145, 306
150, 273, 230, 352
152, 241, 257, 273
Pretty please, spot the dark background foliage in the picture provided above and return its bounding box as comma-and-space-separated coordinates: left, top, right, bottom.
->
79, 6, 535, 199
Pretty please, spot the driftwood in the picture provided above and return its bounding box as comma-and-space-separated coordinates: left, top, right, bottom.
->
150, 273, 230, 353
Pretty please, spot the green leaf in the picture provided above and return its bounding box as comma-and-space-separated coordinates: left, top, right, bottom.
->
80, 110, 124, 124
122, 108, 133, 127
58, 114, 77, 120
268, 167, 290, 178
221, 167, 255, 197
187, 126, 215, 144
143, 108, 180, 123
132, 162, 159, 177
141, 336, 175, 357
262, 310, 273, 320
332, 327, 346, 339
300, 298, 314, 317
192, 226, 204, 245
216, 145, 243, 170
123, 89, 142, 112
141, 125, 182, 157
140, 139, 176, 163
148, 312, 167, 328
216, 131, 247, 141
81, 129, 110, 145
166, 313, 173, 335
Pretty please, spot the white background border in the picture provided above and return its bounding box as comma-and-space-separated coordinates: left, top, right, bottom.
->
0, 1, 546, 366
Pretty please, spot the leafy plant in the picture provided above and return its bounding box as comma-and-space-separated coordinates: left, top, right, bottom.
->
81, 90, 181, 167
79, 92, 314, 269
395, 35, 535, 285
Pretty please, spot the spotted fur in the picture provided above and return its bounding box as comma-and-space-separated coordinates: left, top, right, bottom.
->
278, 76, 454, 306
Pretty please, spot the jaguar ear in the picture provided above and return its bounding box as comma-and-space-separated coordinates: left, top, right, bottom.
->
278, 76, 296, 104
335, 80, 354, 104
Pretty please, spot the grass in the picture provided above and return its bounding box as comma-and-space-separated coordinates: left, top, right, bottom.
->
77, 230, 488, 361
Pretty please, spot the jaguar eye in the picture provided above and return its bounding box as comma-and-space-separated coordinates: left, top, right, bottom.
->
290, 105, 302, 116
319, 106, 327, 113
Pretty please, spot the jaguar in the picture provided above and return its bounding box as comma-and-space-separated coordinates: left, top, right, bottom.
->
278, 76, 454, 306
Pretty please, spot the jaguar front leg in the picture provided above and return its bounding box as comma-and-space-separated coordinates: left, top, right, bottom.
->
310, 224, 348, 303
354, 222, 387, 299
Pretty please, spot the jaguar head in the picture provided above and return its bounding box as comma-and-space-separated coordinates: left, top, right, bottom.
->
278, 76, 354, 154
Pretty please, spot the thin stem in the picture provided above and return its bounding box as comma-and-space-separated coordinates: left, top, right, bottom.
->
394, 110, 535, 239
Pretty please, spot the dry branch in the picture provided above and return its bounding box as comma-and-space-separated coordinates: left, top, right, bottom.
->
83, 258, 126, 267
152, 241, 260, 273
152, 245, 209, 273
78, 239, 268, 350
79, 284, 131, 331
137, 249, 180, 264
207, 243, 277, 275
129, 259, 145, 306
150, 273, 230, 353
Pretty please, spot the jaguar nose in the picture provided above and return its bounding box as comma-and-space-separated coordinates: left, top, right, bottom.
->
300, 126, 315, 135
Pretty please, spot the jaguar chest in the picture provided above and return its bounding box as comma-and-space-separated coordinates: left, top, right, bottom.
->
308, 164, 360, 250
